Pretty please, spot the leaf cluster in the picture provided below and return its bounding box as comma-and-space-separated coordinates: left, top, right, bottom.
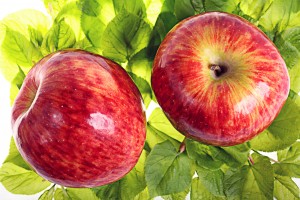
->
0, 0, 300, 199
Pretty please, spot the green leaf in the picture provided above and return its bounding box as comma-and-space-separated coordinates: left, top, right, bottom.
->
191, 177, 226, 200
144, 0, 164, 25
279, 27, 300, 93
250, 98, 300, 152
239, 0, 273, 21
273, 142, 300, 178
259, 0, 300, 32
274, 175, 300, 200
196, 166, 225, 197
224, 153, 274, 200
174, 0, 197, 21
101, 10, 152, 63
28, 25, 44, 48
1, 27, 43, 68
146, 125, 180, 151
148, 108, 184, 142
127, 48, 153, 83
203, 0, 238, 12
162, 187, 190, 200
41, 18, 76, 54
186, 139, 223, 170
113, 0, 147, 18
43, 0, 74, 18
38, 185, 55, 200
145, 140, 194, 198
9, 65, 26, 104
148, 12, 178, 58
0, 162, 51, 195
93, 150, 147, 200
128, 72, 152, 108
54, 188, 71, 200
66, 188, 98, 200
3, 137, 29, 170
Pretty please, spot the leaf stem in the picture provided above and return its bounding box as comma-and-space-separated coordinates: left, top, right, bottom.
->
178, 137, 187, 153
248, 155, 255, 165
252, 149, 279, 163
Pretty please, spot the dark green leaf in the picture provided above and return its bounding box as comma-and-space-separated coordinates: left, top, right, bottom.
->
174, 0, 196, 21
41, 18, 76, 54
190, 0, 205, 13
0, 162, 51, 195
4, 137, 30, 170
101, 10, 152, 63
204, 0, 238, 12
128, 72, 152, 108
191, 177, 225, 200
186, 139, 224, 170
274, 175, 300, 200
148, 12, 178, 58
196, 166, 225, 197
250, 98, 300, 152
224, 153, 274, 200
127, 48, 153, 83
273, 142, 300, 178
145, 140, 194, 198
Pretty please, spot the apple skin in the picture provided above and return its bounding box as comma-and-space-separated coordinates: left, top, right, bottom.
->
151, 12, 290, 146
11, 49, 146, 187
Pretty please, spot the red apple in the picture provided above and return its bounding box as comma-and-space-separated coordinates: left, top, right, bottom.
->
11, 49, 146, 187
151, 12, 290, 146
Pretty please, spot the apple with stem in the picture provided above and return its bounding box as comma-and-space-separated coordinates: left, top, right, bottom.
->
11, 49, 146, 187
151, 12, 290, 146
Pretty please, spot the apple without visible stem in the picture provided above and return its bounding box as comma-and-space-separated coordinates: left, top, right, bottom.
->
11, 49, 146, 187
151, 12, 290, 146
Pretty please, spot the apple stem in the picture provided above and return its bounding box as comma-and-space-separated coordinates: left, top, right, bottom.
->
178, 137, 187, 153
209, 64, 228, 79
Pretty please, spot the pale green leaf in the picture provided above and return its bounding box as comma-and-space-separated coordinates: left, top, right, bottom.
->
41, 18, 76, 54
239, 0, 273, 20
148, 108, 184, 142
66, 188, 98, 200
54, 188, 71, 200
274, 175, 300, 200
145, 140, 194, 198
224, 153, 274, 200
250, 98, 300, 152
144, 0, 164, 25
0, 162, 51, 195
259, 0, 300, 32
4, 137, 29, 170
43, 0, 74, 18
273, 142, 300, 178
113, 0, 147, 18
38, 185, 55, 200
196, 166, 225, 197
191, 178, 225, 200
1, 27, 43, 68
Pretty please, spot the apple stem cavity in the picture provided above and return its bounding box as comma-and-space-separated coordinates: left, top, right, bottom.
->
209, 64, 228, 79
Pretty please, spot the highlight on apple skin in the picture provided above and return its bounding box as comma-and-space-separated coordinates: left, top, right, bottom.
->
11, 49, 146, 187
151, 12, 290, 146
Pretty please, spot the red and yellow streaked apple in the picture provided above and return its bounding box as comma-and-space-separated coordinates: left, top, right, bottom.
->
11, 49, 146, 187
151, 12, 290, 146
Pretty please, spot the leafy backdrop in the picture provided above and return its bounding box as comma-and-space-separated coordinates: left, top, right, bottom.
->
0, 0, 300, 200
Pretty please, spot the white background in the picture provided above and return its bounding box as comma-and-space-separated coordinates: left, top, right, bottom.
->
0, 0, 299, 199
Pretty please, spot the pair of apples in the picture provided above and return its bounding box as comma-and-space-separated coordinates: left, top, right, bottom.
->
11, 12, 289, 187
